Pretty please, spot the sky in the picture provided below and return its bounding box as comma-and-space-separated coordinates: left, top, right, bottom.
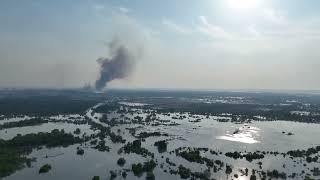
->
1, 0, 320, 90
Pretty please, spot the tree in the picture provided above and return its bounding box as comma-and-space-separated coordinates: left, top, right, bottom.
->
39, 164, 52, 174
117, 157, 126, 167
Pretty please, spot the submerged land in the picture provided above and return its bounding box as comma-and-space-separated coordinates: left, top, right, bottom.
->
0, 89, 319, 180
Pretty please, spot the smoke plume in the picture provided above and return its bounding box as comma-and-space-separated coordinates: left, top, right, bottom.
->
95, 40, 135, 90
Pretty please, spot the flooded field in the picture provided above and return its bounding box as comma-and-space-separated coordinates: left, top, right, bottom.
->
0, 90, 320, 180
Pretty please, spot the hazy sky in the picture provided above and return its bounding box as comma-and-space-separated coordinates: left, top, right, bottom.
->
1, 0, 320, 90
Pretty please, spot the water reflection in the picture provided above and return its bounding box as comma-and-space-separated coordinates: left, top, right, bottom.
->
217, 125, 260, 144
237, 176, 250, 180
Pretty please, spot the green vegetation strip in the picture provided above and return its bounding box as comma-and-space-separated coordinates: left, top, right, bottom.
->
0, 129, 82, 178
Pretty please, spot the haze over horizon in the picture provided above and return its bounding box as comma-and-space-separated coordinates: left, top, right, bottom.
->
1, 0, 320, 90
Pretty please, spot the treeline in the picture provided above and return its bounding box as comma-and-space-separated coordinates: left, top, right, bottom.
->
0, 118, 47, 130
0, 97, 99, 116
3, 129, 82, 148
0, 129, 82, 178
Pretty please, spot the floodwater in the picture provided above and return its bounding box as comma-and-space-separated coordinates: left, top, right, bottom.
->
1, 103, 320, 180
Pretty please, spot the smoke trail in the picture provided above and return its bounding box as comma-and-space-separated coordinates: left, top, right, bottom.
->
95, 40, 135, 90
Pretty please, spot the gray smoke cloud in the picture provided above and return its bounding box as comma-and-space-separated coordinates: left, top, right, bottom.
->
95, 40, 135, 90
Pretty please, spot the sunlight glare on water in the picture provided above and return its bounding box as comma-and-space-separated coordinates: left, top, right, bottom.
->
216, 125, 260, 144
238, 176, 250, 180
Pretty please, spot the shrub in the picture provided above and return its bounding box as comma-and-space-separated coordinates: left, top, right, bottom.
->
39, 164, 51, 174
